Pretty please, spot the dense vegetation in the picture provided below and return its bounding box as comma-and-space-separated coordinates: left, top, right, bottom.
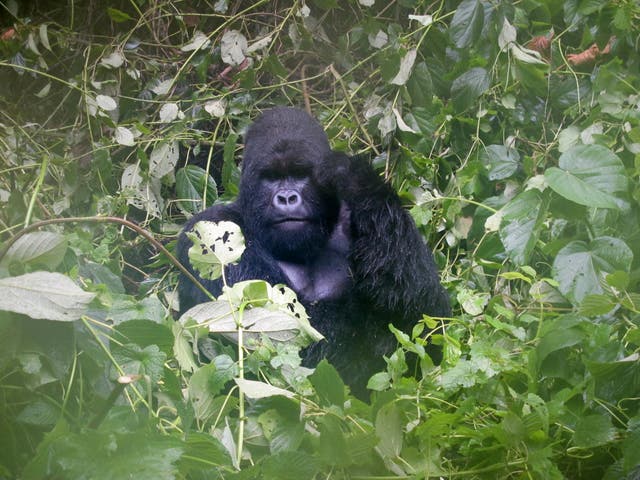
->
1, 0, 639, 478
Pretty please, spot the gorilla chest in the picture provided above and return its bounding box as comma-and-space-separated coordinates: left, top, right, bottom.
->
277, 249, 352, 302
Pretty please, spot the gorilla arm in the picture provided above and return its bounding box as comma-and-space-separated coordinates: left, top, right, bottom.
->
321, 153, 450, 321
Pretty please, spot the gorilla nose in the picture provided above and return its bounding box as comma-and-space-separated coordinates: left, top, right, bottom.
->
273, 189, 301, 209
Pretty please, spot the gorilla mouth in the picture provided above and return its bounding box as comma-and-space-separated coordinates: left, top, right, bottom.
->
273, 218, 310, 228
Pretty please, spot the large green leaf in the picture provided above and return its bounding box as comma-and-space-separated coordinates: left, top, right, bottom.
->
481, 144, 520, 180
0, 231, 67, 269
449, 0, 485, 48
572, 415, 617, 448
552, 236, 633, 305
545, 145, 628, 209
499, 189, 548, 265
23, 430, 183, 480
451, 67, 490, 112
309, 359, 345, 407
175, 165, 218, 214
0, 272, 95, 321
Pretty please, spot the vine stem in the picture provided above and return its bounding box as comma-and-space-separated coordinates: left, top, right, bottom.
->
220, 267, 245, 467
0, 215, 213, 301
25, 155, 50, 228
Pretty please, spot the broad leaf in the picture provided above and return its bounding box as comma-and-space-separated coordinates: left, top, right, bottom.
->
375, 402, 403, 458
499, 189, 548, 265
481, 144, 520, 180
451, 67, 490, 112
220, 30, 247, 66
121, 164, 163, 217
23, 430, 183, 480
235, 378, 295, 399
572, 415, 617, 448
1, 231, 67, 269
545, 145, 628, 209
309, 360, 345, 406
553, 236, 633, 305
0, 272, 95, 321
449, 0, 485, 48
176, 165, 218, 214
261, 451, 319, 480
149, 140, 179, 178
390, 48, 417, 86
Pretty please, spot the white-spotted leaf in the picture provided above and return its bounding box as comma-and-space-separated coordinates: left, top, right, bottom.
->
221, 30, 247, 66
180, 30, 210, 52
149, 141, 179, 179
390, 48, 417, 85
115, 126, 135, 146
187, 221, 246, 280
96, 94, 117, 111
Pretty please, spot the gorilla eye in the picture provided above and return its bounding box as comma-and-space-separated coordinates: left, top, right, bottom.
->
288, 166, 311, 178
260, 170, 281, 181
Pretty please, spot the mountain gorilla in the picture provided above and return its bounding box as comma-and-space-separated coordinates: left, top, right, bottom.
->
177, 107, 450, 393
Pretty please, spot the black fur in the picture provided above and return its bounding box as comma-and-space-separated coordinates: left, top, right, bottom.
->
177, 107, 450, 394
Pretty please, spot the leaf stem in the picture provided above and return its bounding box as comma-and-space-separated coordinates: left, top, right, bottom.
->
24, 154, 49, 227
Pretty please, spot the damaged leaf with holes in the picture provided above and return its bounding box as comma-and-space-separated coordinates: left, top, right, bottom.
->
186, 221, 246, 280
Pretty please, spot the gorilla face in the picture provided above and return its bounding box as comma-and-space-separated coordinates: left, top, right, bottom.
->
241, 143, 339, 262
237, 111, 339, 262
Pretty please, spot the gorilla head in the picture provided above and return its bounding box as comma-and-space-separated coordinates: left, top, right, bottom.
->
237, 108, 340, 262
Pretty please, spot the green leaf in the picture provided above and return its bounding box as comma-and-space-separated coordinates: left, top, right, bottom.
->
79, 261, 125, 294
114, 320, 174, 355
578, 294, 616, 316
451, 67, 490, 112
1, 231, 67, 269
176, 165, 218, 213
309, 359, 345, 406
544, 145, 628, 209
318, 415, 350, 467
235, 378, 295, 399
24, 430, 183, 480
179, 433, 233, 472
367, 372, 391, 391
375, 402, 403, 458
449, 0, 485, 48
112, 344, 166, 383
573, 414, 617, 448
261, 450, 319, 480
106, 7, 133, 22
189, 363, 230, 421
481, 144, 520, 180
536, 315, 586, 366
622, 430, 640, 473
499, 189, 548, 265
268, 415, 305, 454
552, 237, 633, 305
406, 62, 433, 108
586, 357, 640, 403
0, 272, 95, 321
17, 400, 59, 427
